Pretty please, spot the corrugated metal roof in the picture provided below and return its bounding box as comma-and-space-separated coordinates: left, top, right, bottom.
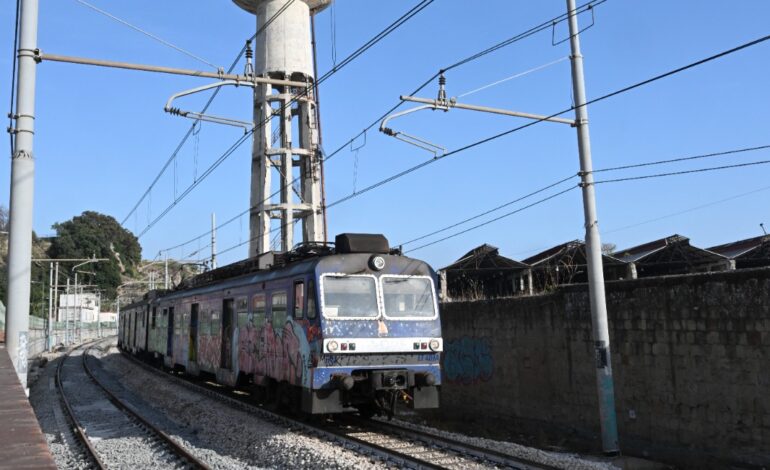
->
442, 243, 528, 271
708, 235, 770, 259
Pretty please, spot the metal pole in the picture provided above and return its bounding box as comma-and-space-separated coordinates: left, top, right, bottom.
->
211, 213, 217, 270
566, 0, 619, 454
53, 262, 59, 347
5, 0, 39, 387
74, 272, 79, 344
65, 278, 70, 345
97, 292, 101, 338
47, 262, 53, 350
164, 254, 169, 290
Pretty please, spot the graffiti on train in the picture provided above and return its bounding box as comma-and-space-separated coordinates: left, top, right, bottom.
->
237, 316, 315, 387
442, 337, 494, 385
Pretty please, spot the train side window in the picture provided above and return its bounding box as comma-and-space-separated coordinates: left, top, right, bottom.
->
271, 291, 287, 329
152, 307, 157, 328
162, 308, 168, 328
251, 294, 266, 329
307, 279, 317, 319
236, 297, 248, 328
294, 281, 304, 319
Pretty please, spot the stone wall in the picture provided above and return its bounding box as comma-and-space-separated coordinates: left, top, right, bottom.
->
434, 267, 770, 468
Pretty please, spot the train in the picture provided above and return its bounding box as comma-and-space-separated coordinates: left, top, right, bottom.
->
118, 233, 442, 417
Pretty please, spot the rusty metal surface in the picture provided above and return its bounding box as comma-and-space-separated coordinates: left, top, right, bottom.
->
0, 345, 56, 469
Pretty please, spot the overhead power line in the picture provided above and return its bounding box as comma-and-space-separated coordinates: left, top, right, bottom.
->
151, 0, 436, 251
325, 32, 770, 210
121, 0, 299, 226
74, 0, 221, 70
399, 174, 578, 247
195, 1, 605, 247
594, 159, 770, 185
405, 186, 579, 253
592, 144, 770, 173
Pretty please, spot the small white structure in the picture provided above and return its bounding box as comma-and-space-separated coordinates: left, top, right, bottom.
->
58, 293, 101, 323
99, 311, 117, 324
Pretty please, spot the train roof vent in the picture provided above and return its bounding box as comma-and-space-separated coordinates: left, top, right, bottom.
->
335, 233, 389, 254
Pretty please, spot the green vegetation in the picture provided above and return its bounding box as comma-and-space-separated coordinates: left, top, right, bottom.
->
48, 211, 142, 299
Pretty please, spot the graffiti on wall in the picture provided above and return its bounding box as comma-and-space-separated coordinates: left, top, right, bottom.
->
442, 336, 494, 385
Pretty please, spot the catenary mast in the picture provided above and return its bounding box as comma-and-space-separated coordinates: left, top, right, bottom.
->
232, 0, 331, 256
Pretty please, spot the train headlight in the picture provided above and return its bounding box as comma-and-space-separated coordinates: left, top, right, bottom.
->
429, 339, 440, 351
369, 255, 386, 271
327, 340, 339, 352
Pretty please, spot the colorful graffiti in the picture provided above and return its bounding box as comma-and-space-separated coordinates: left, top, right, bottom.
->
235, 316, 314, 387
442, 337, 494, 385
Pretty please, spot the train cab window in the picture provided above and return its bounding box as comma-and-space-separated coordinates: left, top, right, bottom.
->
271, 291, 287, 329
236, 297, 249, 328
321, 275, 379, 318
293, 281, 304, 319
381, 276, 436, 319
251, 294, 266, 329
307, 280, 317, 320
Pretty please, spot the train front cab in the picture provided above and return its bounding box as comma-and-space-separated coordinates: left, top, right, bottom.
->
304, 253, 442, 416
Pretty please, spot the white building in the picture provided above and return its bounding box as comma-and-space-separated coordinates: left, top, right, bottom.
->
58, 293, 101, 323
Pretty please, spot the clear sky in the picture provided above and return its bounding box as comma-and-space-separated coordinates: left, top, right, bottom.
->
2, 0, 769, 269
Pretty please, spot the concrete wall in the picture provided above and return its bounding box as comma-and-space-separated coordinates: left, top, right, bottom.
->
435, 267, 770, 468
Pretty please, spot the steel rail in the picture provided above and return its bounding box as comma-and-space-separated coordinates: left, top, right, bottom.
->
118, 347, 555, 469
119, 350, 445, 469
55, 341, 108, 470
350, 417, 562, 470
82, 341, 212, 470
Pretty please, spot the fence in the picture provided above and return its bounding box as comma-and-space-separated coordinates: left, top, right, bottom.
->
0, 307, 116, 358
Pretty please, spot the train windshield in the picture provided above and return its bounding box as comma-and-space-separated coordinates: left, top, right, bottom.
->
381, 276, 436, 319
321, 275, 380, 318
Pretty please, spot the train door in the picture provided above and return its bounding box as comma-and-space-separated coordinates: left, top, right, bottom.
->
131, 310, 138, 349
167, 306, 175, 357
189, 303, 199, 362
221, 298, 234, 369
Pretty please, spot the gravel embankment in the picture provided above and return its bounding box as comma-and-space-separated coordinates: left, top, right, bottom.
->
92, 342, 385, 469
378, 417, 620, 470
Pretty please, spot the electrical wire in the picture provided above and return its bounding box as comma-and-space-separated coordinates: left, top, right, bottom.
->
593, 159, 770, 185
405, 186, 579, 253
592, 144, 770, 173
398, 173, 578, 246
458, 56, 571, 98
603, 184, 770, 235
121, 0, 298, 226
151, 0, 436, 250
8, 0, 21, 155
325, 32, 770, 210
74, 0, 221, 70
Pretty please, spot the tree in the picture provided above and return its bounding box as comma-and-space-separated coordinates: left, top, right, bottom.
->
48, 211, 141, 299
601, 243, 617, 256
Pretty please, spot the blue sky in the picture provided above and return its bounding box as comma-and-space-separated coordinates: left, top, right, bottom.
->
2, 0, 769, 269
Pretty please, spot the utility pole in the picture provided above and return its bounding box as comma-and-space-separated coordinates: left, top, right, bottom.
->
164, 254, 169, 290
211, 212, 217, 270
566, 0, 619, 454
52, 261, 59, 349
47, 262, 53, 350
5, 0, 39, 387
65, 278, 70, 345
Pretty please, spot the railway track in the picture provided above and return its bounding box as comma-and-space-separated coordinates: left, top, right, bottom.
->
55, 339, 211, 470
116, 343, 557, 469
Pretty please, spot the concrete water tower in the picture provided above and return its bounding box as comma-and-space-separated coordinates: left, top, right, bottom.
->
233, 0, 331, 256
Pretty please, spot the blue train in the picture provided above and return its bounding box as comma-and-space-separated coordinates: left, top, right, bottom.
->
119, 233, 441, 417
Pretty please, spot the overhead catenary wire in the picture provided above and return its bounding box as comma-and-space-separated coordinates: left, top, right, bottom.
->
405, 186, 579, 253
399, 145, 770, 253
592, 144, 770, 173
458, 56, 571, 98
121, 0, 298, 226
325, 32, 770, 210
153, 0, 603, 256
74, 0, 221, 70
150, 0, 436, 251
593, 159, 770, 185
399, 173, 578, 246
